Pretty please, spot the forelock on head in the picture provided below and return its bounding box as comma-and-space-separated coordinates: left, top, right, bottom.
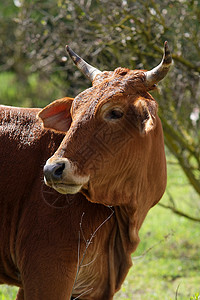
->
71, 68, 149, 118
93, 67, 147, 94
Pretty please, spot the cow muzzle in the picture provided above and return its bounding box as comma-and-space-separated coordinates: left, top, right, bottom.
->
43, 158, 89, 195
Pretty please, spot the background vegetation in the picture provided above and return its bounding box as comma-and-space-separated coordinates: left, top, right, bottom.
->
0, 0, 199, 299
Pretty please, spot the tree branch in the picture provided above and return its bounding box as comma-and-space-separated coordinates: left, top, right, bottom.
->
158, 202, 200, 222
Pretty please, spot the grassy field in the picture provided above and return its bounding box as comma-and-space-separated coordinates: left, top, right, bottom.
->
115, 153, 200, 300
0, 154, 199, 300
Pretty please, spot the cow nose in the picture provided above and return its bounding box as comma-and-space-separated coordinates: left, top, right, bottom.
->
43, 162, 65, 183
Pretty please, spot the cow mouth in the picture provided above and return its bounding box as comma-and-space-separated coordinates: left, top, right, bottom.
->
80, 183, 92, 201
51, 183, 83, 195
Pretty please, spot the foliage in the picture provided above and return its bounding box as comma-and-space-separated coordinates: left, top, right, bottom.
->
0, 72, 62, 108
190, 293, 200, 300
0, 285, 17, 299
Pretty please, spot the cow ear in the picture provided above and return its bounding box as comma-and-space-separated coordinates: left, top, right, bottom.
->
38, 97, 73, 133
132, 99, 157, 135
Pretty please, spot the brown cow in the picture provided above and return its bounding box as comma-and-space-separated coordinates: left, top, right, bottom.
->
0, 42, 171, 300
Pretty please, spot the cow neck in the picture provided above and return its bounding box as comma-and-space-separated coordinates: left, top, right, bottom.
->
114, 203, 140, 252
106, 201, 141, 295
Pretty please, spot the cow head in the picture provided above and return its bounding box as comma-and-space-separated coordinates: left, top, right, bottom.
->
38, 42, 171, 206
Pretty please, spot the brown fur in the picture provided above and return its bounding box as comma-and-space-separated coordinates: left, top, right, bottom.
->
0, 68, 167, 299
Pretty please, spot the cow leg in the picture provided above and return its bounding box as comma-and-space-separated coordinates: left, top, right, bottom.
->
21, 271, 77, 300
22, 279, 75, 300
19, 257, 78, 300
16, 288, 24, 300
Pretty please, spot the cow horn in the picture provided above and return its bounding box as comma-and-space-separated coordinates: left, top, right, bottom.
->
66, 45, 102, 81
145, 41, 172, 87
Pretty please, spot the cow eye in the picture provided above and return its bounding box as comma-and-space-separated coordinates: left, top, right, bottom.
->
104, 108, 124, 121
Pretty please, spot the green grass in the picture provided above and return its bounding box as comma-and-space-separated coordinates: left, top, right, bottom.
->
0, 72, 63, 108
0, 286, 18, 300
115, 154, 200, 300
115, 205, 200, 300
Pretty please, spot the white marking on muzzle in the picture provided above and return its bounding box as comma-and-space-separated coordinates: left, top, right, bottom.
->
44, 157, 89, 195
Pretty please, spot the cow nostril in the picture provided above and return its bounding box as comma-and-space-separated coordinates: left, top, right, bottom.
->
43, 162, 66, 183
54, 163, 65, 177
